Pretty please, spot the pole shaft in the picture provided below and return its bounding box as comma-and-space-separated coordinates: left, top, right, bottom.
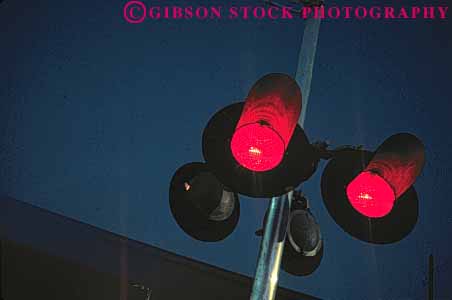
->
250, 15, 321, 300
0, 240, 3, 300
428, 254, 433, 300
250, 192, 292, 300
296, 17, 322, 127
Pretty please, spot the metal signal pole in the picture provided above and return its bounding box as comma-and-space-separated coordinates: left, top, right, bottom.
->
250, 11, 322, 300
428, 254, 434, 300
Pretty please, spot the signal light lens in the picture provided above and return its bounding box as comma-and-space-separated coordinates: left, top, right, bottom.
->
345, 133, 425, 219
346, 171, 396, 218
229, 73, 302, 172
230, 123, 285, 172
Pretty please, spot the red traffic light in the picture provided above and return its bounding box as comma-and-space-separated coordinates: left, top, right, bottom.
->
320, 133, 425, 244
346, 133, 425, 218
346, 171, 395, 218
202, 74, 318, 198
230, 123, 285, 172
230, 73, 302, 172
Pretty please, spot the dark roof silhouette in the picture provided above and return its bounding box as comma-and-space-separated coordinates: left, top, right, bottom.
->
0, 196, 321, 300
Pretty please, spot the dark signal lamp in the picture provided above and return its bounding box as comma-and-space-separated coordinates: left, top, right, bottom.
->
255, 191, 323, 276
169, 162, 240, 242
281, 193, 323, 276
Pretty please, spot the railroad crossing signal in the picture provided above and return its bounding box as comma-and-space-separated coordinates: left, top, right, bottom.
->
169, 73, 426, 279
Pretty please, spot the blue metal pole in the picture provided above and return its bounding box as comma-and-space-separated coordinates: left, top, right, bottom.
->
296, 17, 322, 127
250, 16, 321, 300
250, 191, 293, 300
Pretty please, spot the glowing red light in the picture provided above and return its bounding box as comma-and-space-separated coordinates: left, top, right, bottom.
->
346, 171, 396, 218
345, 134, 425, 218
230, 73, 302, 172
230, 122, 285, 172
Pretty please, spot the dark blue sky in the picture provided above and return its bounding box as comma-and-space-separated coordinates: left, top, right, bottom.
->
1, 0, 451, 299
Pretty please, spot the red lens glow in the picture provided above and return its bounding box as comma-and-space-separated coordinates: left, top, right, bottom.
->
230, 74, 302, 172
230, 123, 285, 172
346, 171, 396, 218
